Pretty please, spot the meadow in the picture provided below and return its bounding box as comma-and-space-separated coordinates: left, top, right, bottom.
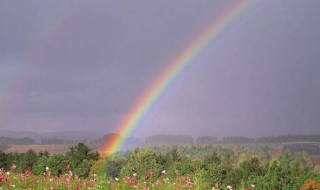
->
1, 143, 320, 189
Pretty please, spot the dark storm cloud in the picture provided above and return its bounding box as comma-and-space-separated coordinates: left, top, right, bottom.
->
1, 0, 320, 136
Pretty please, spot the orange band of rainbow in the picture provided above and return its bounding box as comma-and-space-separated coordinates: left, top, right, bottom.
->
102, 0, 256, 154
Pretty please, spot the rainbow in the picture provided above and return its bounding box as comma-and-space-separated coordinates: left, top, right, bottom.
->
102, 0, 256, 154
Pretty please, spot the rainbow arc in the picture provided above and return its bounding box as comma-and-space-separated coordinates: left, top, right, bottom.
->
101, 0, 256, 154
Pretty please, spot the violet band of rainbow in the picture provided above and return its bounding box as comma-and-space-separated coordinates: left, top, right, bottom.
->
102, 0, 256, 154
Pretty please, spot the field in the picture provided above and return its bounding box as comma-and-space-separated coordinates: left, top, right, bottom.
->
1, 143, 104, 154
310, 155, 320, 165
2, 144, 76, 154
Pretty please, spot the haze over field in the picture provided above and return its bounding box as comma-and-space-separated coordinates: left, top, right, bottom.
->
1, 0, 320, 139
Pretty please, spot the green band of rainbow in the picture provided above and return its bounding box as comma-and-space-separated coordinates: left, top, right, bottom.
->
102, 0, 255, 154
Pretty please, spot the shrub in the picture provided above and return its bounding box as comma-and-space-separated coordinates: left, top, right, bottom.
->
300, 179, 320, 190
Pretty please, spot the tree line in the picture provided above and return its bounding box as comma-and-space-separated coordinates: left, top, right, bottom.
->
1, 143, 320, 189
102, 145, 320, 189
0, 143, 99, 178
2, 134, 320, 146
0, 136, 35, 145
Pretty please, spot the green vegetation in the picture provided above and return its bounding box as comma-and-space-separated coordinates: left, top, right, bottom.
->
1, 143, 320, 189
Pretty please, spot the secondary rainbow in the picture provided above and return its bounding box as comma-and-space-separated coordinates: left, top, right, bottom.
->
102, 0, 256, 154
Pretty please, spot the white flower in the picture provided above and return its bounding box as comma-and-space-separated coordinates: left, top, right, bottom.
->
133, 173, 137, 177
251, 184, 255, 188
115, 177, 119, 181
46, 166, 49, 171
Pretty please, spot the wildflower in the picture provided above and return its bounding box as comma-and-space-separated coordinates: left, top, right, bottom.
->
162, 170, 167, 174
65, 179, 70, 186
133, 173, 137, 177
24, 169, 31, 177
67, 171, 73, 178
20, 173, 27, 182
46, 166, 49, 171
115, 177, 119, 181
146, 169, 154, 175
129, 177, 137, 185
11, 164, 17, 170
251, 184, 255, 188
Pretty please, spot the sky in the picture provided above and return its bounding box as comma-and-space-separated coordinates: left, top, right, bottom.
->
1, 0, 320, 138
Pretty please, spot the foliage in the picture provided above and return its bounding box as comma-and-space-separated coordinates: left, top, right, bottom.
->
65, 143, 99, 178
105, 156, 126, 178
1, 144, 320, 189
300, 179, 320, 190
119, 148, 163, 180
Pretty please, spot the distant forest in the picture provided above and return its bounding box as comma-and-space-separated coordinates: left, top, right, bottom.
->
1, 134, 320, 146
0, 136, 85, 145
0, 137, 35, 145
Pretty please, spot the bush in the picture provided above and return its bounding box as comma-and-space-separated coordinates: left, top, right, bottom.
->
300, 179, 320, 190
119, 148, 162, 180
105, 156, 126, 178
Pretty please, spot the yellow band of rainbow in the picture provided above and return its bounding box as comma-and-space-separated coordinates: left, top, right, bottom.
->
102, 0, 256, 154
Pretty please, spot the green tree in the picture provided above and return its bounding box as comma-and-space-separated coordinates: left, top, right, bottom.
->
17, 149, 38, 172
0, 150, 8, 170
120, 148, 162, 180
32, 156, 49, 175
105, 156, 127, 178
47, 154, 67, 176
65, 143, 99, 177
204, 151, 221, 165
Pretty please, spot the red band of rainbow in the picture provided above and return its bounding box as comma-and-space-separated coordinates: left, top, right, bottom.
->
102, 0, 256, 154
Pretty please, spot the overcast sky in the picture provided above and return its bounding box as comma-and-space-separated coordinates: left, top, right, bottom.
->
1, 0, 320, 138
